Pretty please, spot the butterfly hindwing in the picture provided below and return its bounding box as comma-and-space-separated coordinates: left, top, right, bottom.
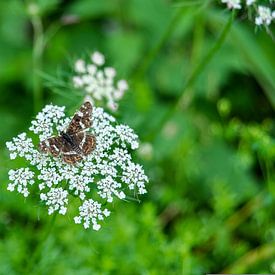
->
70, 132, 96, 156
62, 153, 83, 164
82, 134, 96, 156
62, 141, 83, 164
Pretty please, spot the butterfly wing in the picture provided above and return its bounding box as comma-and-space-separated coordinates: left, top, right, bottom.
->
39, 136, 63, 157
39, 102, 95, 164
70, 132, 96, 156
62, 140, 83, 164
66, 101, 92, 135
62, 153, 83, 164
82, 134, 96, 156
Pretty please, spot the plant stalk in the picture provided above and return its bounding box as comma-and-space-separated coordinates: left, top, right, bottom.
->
145, 12, 234, 141
31, 13, 44, 113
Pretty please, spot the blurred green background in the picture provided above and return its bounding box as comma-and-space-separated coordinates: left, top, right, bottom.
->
1, 0, 275, 274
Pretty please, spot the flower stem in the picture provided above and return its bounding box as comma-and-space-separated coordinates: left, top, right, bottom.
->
222, 242, 275, 274
145, 12, 234, 141
25, 212, 57, 273
31, 13, 44, 113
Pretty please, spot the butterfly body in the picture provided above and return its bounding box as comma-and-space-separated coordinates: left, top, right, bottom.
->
39, 102, 96, 164
60, 131, 82, 155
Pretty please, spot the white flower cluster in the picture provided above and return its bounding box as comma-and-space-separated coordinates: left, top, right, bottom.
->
6, 103, 148, 230
7, 168, 34, 197
72, 51, 128, 111
220, 0, 275, 27
255, 5, 275, 26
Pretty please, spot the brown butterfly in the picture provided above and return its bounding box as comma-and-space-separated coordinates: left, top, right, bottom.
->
39, 101, 96, 164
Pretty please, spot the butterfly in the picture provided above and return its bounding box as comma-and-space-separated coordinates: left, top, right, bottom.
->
39, 101, 96, 164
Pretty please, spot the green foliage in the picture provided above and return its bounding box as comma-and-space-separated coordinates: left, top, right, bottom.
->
0, 0, 275, 274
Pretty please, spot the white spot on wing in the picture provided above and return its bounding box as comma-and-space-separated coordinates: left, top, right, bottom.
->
63, 151, 77, 155
79, 121, 85, 129
77, 111, 84, 117
80, 133, 86, 149
52, 145, 59, 152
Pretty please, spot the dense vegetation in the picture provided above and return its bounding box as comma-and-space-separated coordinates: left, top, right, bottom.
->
0, 0, 274, 274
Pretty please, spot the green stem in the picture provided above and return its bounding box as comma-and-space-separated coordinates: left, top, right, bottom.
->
180, 12, 234, 107
131, 1, 211, 80
131, 7, 185, 79
222, 242, 275, 274
31, 13, 44, 113
145, 12, 234, 141
25, 212, 57, 273
225, 192, 263, 231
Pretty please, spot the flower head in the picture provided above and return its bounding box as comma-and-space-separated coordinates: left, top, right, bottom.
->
74, 199, 110, 230
221, 0, 241, 9
255, 6, 274, 26
246, 0, 255, 6
72, 52, 128, 111
6, 103, 148, 230
220, 0, 275, 31
8, 168, 35, 197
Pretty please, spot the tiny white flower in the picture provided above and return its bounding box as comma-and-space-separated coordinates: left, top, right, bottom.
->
117, 80, 128, 91
221, 0, 241, 9
246, 0, 255, 6
107, 101, 118, 111
104, 67, 116, 78
73, 76, 84, 88
255, 6, 273, 26
75, 59, 86, 73
91, 51, 105, 66
87, 64, 97, 75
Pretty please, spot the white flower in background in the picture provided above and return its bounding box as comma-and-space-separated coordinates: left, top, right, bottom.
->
91, 51, 105, 66
6, 103, 148, 230
255, 6, 273, 26
138, 142, 153, 160
220, 0, 275, 31
72, 51, 128, 111
221, 0, 241, 9
246, 0, 255, 6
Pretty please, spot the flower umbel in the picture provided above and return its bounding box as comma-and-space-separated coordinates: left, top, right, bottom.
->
221, 0, 241, 10
255, 5, 274, 26
220, 0, 275, 29
72, 51, 128, 111
6, 103, 148, 230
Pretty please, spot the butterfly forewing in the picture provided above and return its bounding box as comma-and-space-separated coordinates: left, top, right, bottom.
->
70, 132, 96, 156
39, 101, 96, 164
39, 136, 63, 157
66, 101, 92, 134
